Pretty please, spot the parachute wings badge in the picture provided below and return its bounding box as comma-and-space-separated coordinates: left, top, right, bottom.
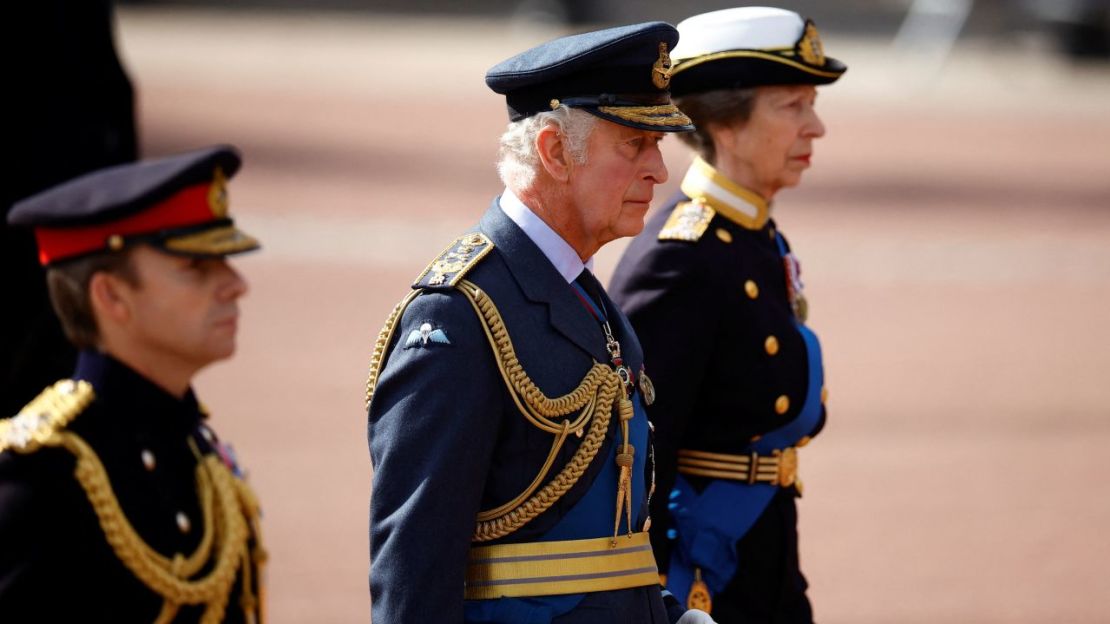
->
404, 322, 451, 349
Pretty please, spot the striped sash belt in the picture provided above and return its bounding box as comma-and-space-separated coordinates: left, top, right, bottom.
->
464, 532, 659, 599
676, 447, 800, 488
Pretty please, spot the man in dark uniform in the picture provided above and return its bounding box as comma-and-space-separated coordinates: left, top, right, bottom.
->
608, 8, 847, 624
0, 146, 267, 622
365, 22, 714, 624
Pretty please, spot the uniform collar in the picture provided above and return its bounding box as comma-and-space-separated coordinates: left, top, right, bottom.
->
679, 157, 771, 230
73, 349, 203, 439
498, 188, 594, 284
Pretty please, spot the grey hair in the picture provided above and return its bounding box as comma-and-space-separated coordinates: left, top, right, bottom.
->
674, 88, 758, 165
496, 106, 597, 191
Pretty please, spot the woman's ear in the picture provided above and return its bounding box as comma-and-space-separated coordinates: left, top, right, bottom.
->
535, 124, 572, 183
88, 271, 132, 326
709, 121, 737, 153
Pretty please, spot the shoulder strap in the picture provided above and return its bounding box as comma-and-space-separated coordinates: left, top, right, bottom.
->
412, 232, 495, 289
658, 200, 716, 242
1, 380, 94, 454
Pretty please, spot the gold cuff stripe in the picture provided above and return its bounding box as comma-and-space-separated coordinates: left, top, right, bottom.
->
465, 533, 659, 599
597, 105, 693, 128
672, 50, 844, 79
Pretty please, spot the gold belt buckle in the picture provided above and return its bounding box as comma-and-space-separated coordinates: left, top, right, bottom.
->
771, 447, 797, 487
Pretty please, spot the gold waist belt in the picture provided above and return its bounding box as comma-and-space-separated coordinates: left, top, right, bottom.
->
677, 447, 799, 488
464, 532, 659, 600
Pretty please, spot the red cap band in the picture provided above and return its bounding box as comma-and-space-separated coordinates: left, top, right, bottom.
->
34, 183, 218, 265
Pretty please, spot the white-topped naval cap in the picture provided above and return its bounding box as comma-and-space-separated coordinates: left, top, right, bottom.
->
668, 6, 846, 95
672, 7, 807, 61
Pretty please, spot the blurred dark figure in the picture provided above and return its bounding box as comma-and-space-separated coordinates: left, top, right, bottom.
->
3, 0, 137, 416
1024, 0, 1110, 58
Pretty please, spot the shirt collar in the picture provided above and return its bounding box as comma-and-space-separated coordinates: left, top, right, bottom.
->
679, 157, 772, 231
499, 188, 593, 284
73, 349, 203, 439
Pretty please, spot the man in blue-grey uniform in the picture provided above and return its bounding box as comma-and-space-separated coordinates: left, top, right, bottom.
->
365, 22, 714, 624
609, 8, 847, 624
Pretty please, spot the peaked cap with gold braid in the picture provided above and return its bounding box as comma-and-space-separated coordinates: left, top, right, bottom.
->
8, 145, 260, 266
485, 21, 694, 133
670, 6, 847, 95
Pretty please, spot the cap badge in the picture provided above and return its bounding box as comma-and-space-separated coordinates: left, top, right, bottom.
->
797, 21, 826, 66
208, 167, 229, 219
652, 42, 672, 90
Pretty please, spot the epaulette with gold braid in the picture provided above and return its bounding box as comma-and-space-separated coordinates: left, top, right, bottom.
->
412, 232, 495, 290
1, 379, 95, 454
658, 200, 716, 242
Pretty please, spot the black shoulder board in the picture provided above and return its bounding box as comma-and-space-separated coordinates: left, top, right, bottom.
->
412, 232, 495, 289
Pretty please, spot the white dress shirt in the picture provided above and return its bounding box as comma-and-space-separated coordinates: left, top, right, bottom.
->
498, 189, 594, 284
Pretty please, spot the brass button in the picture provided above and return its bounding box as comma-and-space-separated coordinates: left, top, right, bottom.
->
715, 228, 733, 243
750, 435, 762, 443
107, 234, 124, 251
764, 335, 779, 356
775, 395, 790, 415
175, 512, 191, 534
141, 449, 156, 471
744, 280, 759, 299
821, 386, 828, 404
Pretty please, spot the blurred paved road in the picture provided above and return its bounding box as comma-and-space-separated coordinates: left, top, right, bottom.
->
114, 8, 1110, 622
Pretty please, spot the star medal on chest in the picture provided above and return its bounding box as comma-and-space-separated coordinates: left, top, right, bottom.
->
782, 251, 808, 323
638, 365, 656, 406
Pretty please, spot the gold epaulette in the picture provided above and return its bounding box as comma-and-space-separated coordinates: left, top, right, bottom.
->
413, 232, 495, 289
1, 380, 94, 454
658, 200, 715, 242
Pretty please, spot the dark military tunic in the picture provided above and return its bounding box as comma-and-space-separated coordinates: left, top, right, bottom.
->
0, 350, 264, 623
367, 202, 678, 624
609, 161, 826, 623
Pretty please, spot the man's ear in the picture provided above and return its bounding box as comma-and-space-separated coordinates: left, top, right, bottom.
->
536, 124, 572, 183
88, 271, 132, 326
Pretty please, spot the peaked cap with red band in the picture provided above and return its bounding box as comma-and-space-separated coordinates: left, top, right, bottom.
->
8, 145, 260, 266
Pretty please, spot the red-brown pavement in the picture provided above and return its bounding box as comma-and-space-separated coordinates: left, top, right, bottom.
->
114, 8, 1110, 622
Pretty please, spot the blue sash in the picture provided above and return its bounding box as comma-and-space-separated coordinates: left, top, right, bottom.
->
665, 233, 825, 604
464, 288, 651, 624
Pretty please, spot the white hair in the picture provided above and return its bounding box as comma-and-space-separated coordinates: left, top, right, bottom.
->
496, 106, 597, 191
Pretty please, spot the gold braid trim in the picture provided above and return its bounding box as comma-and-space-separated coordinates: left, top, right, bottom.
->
455, 280, 622, 542
597, 104, 693, 127
364, 289, 421, 411
362, 279, 625, 543
50, 431, 249, 621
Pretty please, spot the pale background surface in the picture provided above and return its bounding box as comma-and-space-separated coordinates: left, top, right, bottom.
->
114, 7, 1110, 622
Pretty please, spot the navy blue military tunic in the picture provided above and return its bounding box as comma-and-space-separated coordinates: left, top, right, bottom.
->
609, 168, 827, 623
367, 203, 678, 624
0, 350, 263, 622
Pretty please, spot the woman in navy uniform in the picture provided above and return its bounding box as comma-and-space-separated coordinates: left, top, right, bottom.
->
608, 8, 847, 623
0, 147, 266, 623
366, 22, 715, 624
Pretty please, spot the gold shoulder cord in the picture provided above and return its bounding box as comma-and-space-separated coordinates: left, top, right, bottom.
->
363, 280, 625, 542
4, 381, 266, 623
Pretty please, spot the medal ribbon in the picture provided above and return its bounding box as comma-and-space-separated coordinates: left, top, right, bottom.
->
572, 271, 638, 543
